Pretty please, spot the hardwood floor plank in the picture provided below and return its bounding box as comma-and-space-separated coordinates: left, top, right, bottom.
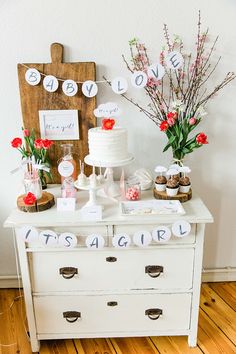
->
110, 337, 159, 354
200, 284, 236, 345
74, 338, 116, 354
40, 339, 76, 353
198, 309, 236, 354
150, 336, 202, 353
209, 282, 236, 311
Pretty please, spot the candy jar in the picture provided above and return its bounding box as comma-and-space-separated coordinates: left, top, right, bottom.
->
125, 176, 141, 201
61, 177, 76, 198
59, 144, 77, 183
23, 170, 42, 200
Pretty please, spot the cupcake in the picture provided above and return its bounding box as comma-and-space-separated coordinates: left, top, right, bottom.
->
179, 176, 191, 193
155, 175, 167, 191
166, 178, 179, 196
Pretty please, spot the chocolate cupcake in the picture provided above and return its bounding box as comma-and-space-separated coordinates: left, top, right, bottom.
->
179, 176, 191, 193
166, 178, 179, 196
155, 175, 167, 191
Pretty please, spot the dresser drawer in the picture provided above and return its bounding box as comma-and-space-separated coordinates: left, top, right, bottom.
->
30, 248, 194, 292
114, 224, 196, 244
34, 293, 191, 334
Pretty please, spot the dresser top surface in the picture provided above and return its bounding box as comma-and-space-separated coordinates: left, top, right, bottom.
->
4, 185, 213, 227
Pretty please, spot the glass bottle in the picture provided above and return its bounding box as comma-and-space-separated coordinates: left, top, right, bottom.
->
60, 144, 77, 183
23, 170, 42, 200
125, 176, 141, 201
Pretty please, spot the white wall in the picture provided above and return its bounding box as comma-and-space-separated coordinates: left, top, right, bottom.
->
0, 0, 235, 276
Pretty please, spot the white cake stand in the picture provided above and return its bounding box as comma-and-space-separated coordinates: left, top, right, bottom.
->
74, 180, 107, 208
84, 154, 134, 197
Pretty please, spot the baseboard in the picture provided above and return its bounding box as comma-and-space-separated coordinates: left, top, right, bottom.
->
202, 267, 236, 282
0, 275, 22, 288
0, 268, 235, 288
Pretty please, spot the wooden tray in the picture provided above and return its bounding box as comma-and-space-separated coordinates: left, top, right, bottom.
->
153, 188, 192, 203
17, 192, 55, 212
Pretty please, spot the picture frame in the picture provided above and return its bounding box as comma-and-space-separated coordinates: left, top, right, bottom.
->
39, 109, 80, 140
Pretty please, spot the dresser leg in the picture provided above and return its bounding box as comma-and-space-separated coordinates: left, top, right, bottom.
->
31, 338, 40, 353
188, 334, 197, 347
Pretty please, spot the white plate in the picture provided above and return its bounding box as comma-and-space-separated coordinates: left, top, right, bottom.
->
120, 199, 185, 216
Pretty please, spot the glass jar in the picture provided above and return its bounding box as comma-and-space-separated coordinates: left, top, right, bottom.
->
61, 177, 76, 198
125, 176, 141, 201
23, 171, 42, 200
60, 144, 77, 183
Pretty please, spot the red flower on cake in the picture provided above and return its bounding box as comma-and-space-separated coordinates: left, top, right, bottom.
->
102, 118, 115, 130
23, 192, 37, 205
160, 121, 169, 131
11, 137, 22, 148
196, 133, 208, 145
42, 139, 53, 149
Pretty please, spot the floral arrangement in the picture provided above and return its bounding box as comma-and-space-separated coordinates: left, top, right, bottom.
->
121, 12, 235, 162
23, 192, 37, 206
11, 128, 53, 187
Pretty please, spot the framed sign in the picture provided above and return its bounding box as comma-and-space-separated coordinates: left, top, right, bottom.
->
39, 109, 80, 140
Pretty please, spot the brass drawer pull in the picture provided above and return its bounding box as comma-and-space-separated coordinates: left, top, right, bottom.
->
63, 311, 81, 323
107, 301, 118, 306
145, 308, 162, 320
106, 256, 117, 262
145, 265, 164, 278
59, 267, 78, 279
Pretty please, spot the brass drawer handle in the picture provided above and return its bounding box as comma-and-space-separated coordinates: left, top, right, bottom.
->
63, 311, 81, 323
59, 267, 78, 279
106, 256, 117, 262
145, 308, 162, 320
107, 301, 118, 306
145, 265, 164, 278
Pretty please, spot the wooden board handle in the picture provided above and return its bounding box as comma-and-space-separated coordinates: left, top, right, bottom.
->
51, 43, 64, 63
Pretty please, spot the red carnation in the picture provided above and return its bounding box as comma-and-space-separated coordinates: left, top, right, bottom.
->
102, 118, 115, 130
196, 133, 208, 145
11, 137, 22, 148
34, 139, 43, 149
160, 121, 169, 131
23, 192, 37, 205
42, 139, 53, 149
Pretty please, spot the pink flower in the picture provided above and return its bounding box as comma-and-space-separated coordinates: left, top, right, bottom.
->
34, 139, 43, 149
147, 77, 159, 88
167, 111, 178, 120
167, 117, 175, 126
23, 129, 30, 137
189, 117, 197, 125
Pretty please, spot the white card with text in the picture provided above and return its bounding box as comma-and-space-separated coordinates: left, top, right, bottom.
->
57, 198, 76, 211
81, 205, 102, 221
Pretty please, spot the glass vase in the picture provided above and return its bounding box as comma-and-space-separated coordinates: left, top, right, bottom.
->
23, 171, 42, 200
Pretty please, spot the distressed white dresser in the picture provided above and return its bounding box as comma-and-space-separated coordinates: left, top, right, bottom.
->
4, 186, 213, 353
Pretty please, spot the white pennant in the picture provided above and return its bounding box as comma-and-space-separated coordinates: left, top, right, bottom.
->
62, 79, 78, 96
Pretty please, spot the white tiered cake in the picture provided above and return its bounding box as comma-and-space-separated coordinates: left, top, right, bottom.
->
88, 127, 130, 164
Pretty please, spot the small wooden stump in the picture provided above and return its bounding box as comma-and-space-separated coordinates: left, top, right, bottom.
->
17, 192, 55, 212
153, 188, 192, 203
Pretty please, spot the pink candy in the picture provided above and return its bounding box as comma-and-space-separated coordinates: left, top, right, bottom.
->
125, 187, 140, 201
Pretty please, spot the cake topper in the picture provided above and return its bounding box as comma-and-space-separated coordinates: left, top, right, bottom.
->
94, 102, 121, 118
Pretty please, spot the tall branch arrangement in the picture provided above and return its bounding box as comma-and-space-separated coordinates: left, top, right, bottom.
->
121, 12, 235, 161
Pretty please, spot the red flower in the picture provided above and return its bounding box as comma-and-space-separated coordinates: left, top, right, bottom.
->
23, 192, 37, 205
42, 139, 53, 149
11, 137, 22, 148
34, 139, 43, 149
196, 133, 208, 145
167, 111, 178, 120
23, 129, 30, 137
160, 121, 169, 131
102, 118, 115, 130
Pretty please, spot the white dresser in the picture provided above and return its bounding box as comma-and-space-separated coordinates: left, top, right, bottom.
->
4, 187, 213, 353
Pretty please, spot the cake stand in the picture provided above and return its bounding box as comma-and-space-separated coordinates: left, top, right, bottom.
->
84, 154, 134, 197
74, 180, 107, 208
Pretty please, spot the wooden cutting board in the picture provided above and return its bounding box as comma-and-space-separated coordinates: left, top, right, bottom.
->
17, 43, 96, 183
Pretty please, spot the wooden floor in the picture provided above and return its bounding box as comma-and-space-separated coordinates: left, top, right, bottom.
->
0, 283, 235, 353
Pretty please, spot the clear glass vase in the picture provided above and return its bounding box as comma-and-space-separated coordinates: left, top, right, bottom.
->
23, 171, 42, 200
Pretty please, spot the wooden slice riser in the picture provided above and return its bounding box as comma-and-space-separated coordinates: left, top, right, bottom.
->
153, 188, 192, 203
17, 192, 55, 212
